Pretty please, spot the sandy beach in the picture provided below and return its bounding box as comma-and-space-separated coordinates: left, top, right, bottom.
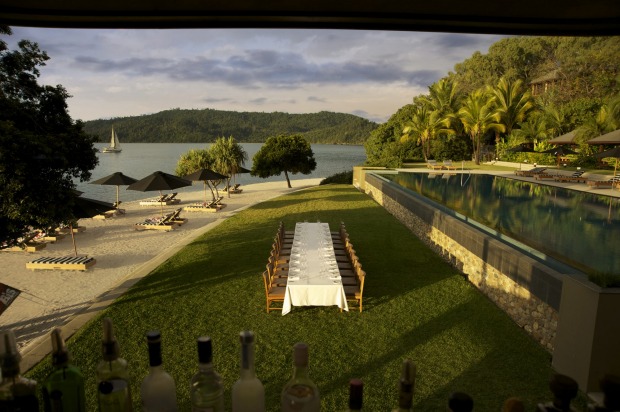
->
0, 178, 322, 370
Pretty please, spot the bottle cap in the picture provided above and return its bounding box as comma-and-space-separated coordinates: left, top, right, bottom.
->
293, 342, 309, 367
239, 330, 254, 345
0, 330, 21, 378
50, 328, 70, 366
101, 318, 120, 361
348, 378, 364, 410
197, 336, 213, 364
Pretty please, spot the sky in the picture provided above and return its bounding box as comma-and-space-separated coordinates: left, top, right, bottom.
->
7, 27, 506, 123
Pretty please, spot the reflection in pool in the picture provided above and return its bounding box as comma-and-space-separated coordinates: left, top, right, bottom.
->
381, 172, 620, 275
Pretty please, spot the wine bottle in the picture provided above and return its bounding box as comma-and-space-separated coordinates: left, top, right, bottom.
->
392, 359, 416, 412
232, 331, 265, 412
536, 374, 579, 412
141, 331, 178, 412
96, 318, 133, 412
448, 392, 474, 412
0, 329, 40, 411
281, 342, 320, 412
190, 336, 224, 412
347, 379, 363, 412
42, 328, 86, 412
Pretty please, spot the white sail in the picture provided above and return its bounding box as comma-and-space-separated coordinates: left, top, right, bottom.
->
103, 127, 122, 153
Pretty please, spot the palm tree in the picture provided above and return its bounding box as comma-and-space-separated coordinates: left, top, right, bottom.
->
175, 148, 213, 176
402, 104, 450, 161
209, 136, 248, 196
457, 88, 505, 164
490, 77, 535, 137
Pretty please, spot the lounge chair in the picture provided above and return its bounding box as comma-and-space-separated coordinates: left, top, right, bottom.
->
514, 167, 547, 177
184, 200, 219, 212
26, 256, 96, 271
553, 170, 587, 183
133, 215, 177, 231
163, 208, 187, 225
534, 171, 560, 180
1, 231, 47, 253
166, 192, 181, 204
228, 183, 243, 194
139, 193, 178, 206
587, 176, 620, 188
442, 160, 457, 170
426, 160, 443, 170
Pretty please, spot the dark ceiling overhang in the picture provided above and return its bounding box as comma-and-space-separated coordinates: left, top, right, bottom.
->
1, 1, 619, 35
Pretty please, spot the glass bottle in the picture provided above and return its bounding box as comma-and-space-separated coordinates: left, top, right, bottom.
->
536, 374, 579, 412
0, 329, 40, 411
141, 330, 178, 412
281, 342, 320, 412
347, 379, 363, 412
42, 328, 86, 412
392, 359, 416, 412
96, 318, 133, 412
232, 331, 265, 412
190, 336, 224, 412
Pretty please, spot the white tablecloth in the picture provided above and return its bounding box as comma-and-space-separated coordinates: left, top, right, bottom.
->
282, 222, 348, 315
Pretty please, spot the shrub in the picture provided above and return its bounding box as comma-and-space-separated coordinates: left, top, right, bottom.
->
320, 171, 353, 185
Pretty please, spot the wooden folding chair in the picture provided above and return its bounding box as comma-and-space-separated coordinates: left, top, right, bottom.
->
344, 269, 365, 312
262, 271, 285, 313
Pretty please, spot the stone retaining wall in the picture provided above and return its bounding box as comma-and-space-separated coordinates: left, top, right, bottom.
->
361, 170, 560, 352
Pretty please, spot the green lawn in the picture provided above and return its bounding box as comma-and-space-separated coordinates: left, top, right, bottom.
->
26, 184, 555, 411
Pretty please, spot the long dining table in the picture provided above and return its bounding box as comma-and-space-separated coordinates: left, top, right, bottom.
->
281, 222, 349, 315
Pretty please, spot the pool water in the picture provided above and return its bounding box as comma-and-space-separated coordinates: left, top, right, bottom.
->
382, 172, 620, 275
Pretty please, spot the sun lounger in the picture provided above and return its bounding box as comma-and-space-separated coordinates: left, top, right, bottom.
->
184, 200, 219, 212
426, 160, 443, 170
139, 193, 179, 206
133, 215, 177, 231
514, 167, 547, 177
166, 192, 181, 204
553, 170, 587, 183
442, 160, 457, 170
1, 231, 47, 252
163, 208, 188, 225
26, 256, 96, 271
93, 210, 116, 219
228, 183, 243, 194
534, 172, 559, 180
587, 176, 620, 188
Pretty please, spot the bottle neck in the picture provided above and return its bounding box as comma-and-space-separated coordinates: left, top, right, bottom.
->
292, 364, 310, 380
198, 361, 215, 374
239, 342, 256, 379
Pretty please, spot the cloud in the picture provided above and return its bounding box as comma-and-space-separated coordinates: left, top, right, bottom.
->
308, 96, 326, 102
249, 97, 268, 105
203, 97, 233, 103
72, 50, 444, 89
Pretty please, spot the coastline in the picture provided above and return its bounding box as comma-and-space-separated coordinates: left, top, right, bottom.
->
0, 178, 323, 372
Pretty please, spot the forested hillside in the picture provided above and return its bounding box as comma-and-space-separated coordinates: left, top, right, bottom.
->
365, 36, 620, 167
84, 109, 377, 144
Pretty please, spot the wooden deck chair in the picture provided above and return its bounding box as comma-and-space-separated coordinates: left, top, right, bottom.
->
262, 271, 285, 313
343, 269, 365, 312
443, 160, 457, 170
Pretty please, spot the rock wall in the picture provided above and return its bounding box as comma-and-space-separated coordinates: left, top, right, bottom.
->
362, 170, 558, 352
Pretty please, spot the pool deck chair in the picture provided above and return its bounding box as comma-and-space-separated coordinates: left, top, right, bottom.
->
587, 176, 620, 188
514, 167, 547, 177
26, 256, 96, 271
442, 160, 457, 170
228, 183, 243, 194
184, 200, 219, 212
426, 160, 443, 170
553, 170, 586, 183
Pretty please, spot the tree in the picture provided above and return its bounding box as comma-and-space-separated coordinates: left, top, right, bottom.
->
402, 104, 449, 161
174, 148, 221, 200
0, 26, 98, 244
490, 77, 535, 137
209, 136, 248, 196
251, 134, 317, 188
457, 89, 505, 164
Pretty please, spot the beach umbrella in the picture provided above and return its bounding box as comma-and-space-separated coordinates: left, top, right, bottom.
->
89, 172, 138, 208
593, 146, 620, 184
68, 196, 115, 257
507, 144, 535, 169
547, 130, 579, 145
183, 168, 228, 203
586, 129, 620, 145
127, 171, 192, 216
540, 146, 578, 166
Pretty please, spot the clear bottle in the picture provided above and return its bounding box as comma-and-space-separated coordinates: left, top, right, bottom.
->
42, 328, 86, 412
281, 342, 320, 412
141, 331, 178, 412
232, 331, 265, 412
0, 329, 40, 411
190, 336, 224, 412
96, 318, 133, 412
392, 359, 416, 412
347, 379, 363, 412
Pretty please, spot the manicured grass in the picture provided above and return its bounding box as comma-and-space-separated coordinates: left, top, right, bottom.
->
26, 185, 555, 411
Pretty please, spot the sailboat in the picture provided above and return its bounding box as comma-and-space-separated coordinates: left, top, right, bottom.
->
102, 127, 122, 153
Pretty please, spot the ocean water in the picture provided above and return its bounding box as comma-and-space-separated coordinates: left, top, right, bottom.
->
77, 143, 366, 202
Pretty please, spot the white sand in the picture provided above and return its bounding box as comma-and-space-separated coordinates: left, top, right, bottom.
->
0, 179, 322, 360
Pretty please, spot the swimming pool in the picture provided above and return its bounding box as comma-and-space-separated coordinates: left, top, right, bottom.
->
380, 172, 620, 275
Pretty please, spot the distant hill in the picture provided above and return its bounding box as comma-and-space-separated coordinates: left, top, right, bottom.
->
83, 108, 378, 144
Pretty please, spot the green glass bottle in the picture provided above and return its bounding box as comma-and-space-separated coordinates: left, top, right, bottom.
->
392, 359, 416, 412
96, 318, 133, 412
0, 329, 40, 412
42, 328, 86, 412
